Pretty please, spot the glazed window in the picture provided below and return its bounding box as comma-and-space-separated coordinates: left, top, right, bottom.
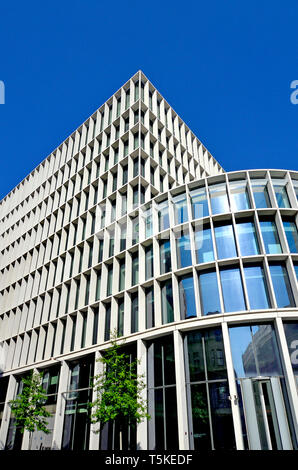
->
259, 219, 282, 254
195, 225, 214, 264
179, 274, 196, 319
229, 180, 251, 211
209, 183, 229, 215
269, 263, 295, 308
243, 264, 271, 310
220, 267, 246, 312
235, 220, 260, 256
198, 269, 221, 316
190, 186, 209, 219
214, 223, 237, 259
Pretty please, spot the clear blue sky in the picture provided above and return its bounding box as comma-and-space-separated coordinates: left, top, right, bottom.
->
0, 0, 298, 201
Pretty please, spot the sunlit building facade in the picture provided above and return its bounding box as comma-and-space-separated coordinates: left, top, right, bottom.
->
0, 72, 297, 451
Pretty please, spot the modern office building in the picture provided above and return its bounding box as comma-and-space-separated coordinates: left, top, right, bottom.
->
0, 71, 297, 451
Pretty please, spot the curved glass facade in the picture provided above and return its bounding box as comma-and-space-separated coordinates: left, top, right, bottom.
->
0, 169, 297, 451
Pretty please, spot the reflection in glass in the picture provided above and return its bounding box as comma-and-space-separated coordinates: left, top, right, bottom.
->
104, 305, 111, 341
229, 181, 251, 211
259, 220, 282, 254
145, 245, 154, 280
145, 286, 155, 329
173, 193, 188, 224
214, 223, 237, 259
198, 270, 221, 315
179, 274, 196, 319
235, 221, 260, 256
119, 260, 125, 291
176, 230, 192, 268
186, 328, 234, 450
283, 322, 298, 385
273, 180, 290, 208
187, 328, 227, 382
292, 180, 298, 200
190, 384, 210, 450
195, 226, 214, 263
143, 206, 153, 238
209, 183, 230, 215
158, 201, 170, 231
131, 253, 139, 286
269, 263, 295, 308
220, 267, 246, 312
148, 335, 178, 450
244, 265, 271, 310
229, 324, 283, 378
294, 263, 298, 280
283, 220, 298, 253
161, 279, 174, 324
131, 292, 138, 333
160, 239, 171, 274
154, 388, 179, 450
250, 179, 271, 208
190, 186, 209, 219
118, 299, 124, 337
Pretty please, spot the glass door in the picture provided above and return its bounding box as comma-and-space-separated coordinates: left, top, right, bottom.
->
240, 377, 292, 450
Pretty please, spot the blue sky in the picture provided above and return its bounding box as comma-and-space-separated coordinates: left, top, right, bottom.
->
0, 0, 297, 201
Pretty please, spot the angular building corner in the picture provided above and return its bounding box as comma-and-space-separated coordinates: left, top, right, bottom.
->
0, 71, 297, 451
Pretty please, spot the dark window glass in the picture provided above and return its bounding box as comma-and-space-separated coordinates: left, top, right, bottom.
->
145, 245, 154, 280
131, 293, 138, 333
161, 279, 174, 324
186, 328, 233, 450
145, 286, 155, 329
119, 260, 125, 291
160, 239, 171, 274
179, 274, 196, 319
131, 253, 139, 286
117, 299, 124, 337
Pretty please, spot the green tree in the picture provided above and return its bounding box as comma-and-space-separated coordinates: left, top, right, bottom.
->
9, 371, 51, 450
90, 334, 150, 450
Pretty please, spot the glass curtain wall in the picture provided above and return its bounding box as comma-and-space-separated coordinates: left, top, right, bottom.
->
184, 328, 235, 450
229, 324, 296, 450
147, 335, 179, 450
62, 355, 94, 450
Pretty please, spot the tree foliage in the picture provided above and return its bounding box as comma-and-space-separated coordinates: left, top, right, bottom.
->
10, 371, 51, 437
90, 334, 150, 431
